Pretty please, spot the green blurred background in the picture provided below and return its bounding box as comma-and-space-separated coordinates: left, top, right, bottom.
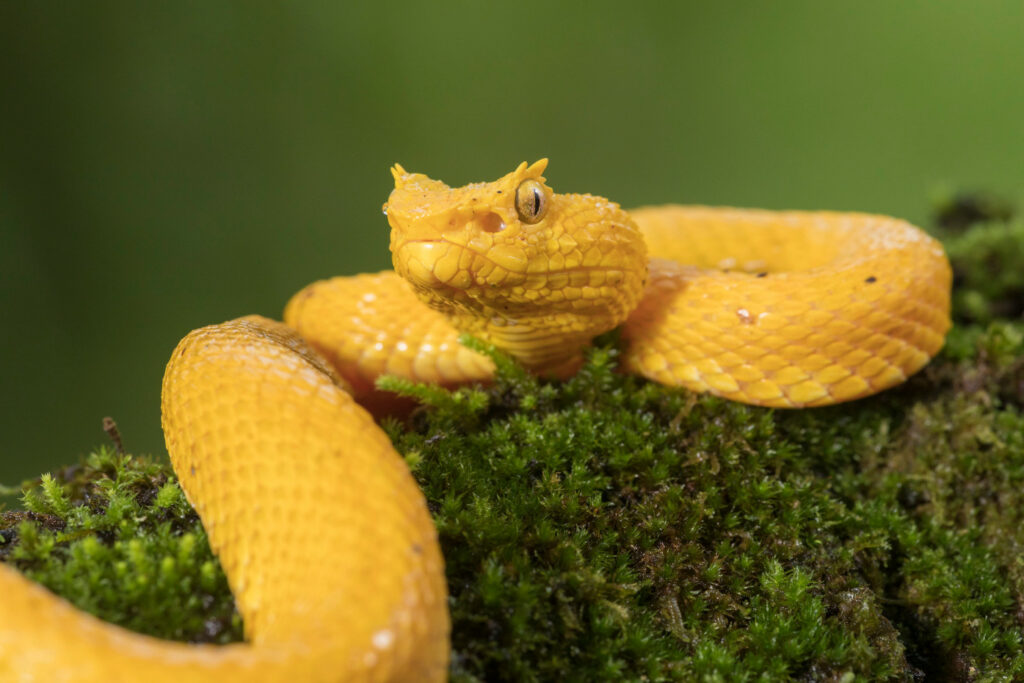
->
2, 2, 1022, 481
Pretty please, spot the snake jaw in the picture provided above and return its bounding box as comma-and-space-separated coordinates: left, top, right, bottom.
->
394, 239, 478, 292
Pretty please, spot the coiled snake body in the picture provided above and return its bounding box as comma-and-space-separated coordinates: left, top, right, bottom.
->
0, 160, 951, 681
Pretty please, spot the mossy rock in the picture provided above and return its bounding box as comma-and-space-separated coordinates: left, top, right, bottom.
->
0, 451, 242, 644
3, 203, 1024, 682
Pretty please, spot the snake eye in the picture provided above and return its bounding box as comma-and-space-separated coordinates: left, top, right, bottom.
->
514, 179, 549, 224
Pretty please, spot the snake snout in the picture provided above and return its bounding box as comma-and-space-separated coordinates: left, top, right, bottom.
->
395, 240, 473, 291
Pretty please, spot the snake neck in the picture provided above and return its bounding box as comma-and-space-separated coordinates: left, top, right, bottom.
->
385, 160, 649, 373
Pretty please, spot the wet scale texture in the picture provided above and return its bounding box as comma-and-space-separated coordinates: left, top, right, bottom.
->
0, 160, 951, 681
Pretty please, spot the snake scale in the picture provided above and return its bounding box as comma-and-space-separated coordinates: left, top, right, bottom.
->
0, 160, 951, 681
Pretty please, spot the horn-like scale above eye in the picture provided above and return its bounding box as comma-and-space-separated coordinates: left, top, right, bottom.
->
515, 179, 549, 224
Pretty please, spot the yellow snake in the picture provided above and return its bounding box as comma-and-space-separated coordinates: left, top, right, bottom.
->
0, 160, 951, 681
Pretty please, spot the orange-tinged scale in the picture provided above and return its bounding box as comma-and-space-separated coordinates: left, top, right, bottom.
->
832, 373, 874, 399
730, 364, 767, 383
858, 357, 893, 381
803, 309, 836, 328
716, 351, 748, 369
742, 379, 785, 400
774, 322, 814, 342
1, 160, 952, 681
873, 365, 910, 389
814, 364, 853, 385
694, 357, 725, 376
704, 372, 741, 394
774, 340, 813, 362
748, 313, 785, 332
773, 365, 811, 386
787, 380, 831, 405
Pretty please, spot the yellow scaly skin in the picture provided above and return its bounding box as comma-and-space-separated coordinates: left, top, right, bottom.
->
0, 317, 448, 682
0, 160, 951, 681
293, 159, 950, 407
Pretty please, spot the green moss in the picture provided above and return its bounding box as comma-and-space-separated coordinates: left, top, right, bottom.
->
377, 322, 1024, 682
3, 208, 1024, 680
931, 189, 1015, 233
943, 220, 1024, 325
0, 448, 242, 644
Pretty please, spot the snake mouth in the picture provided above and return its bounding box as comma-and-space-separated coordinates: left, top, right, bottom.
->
395, 236, 641, 317
393, 239, 478, 293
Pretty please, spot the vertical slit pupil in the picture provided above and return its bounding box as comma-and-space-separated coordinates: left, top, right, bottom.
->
532, 189, 542, 216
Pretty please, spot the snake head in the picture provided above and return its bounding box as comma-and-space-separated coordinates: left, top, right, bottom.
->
384, 160, 648, 371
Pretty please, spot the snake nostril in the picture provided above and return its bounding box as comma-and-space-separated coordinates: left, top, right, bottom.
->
479, 212, 505, 233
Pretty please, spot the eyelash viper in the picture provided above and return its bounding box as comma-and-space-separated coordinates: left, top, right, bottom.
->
0, 160, 951, 681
